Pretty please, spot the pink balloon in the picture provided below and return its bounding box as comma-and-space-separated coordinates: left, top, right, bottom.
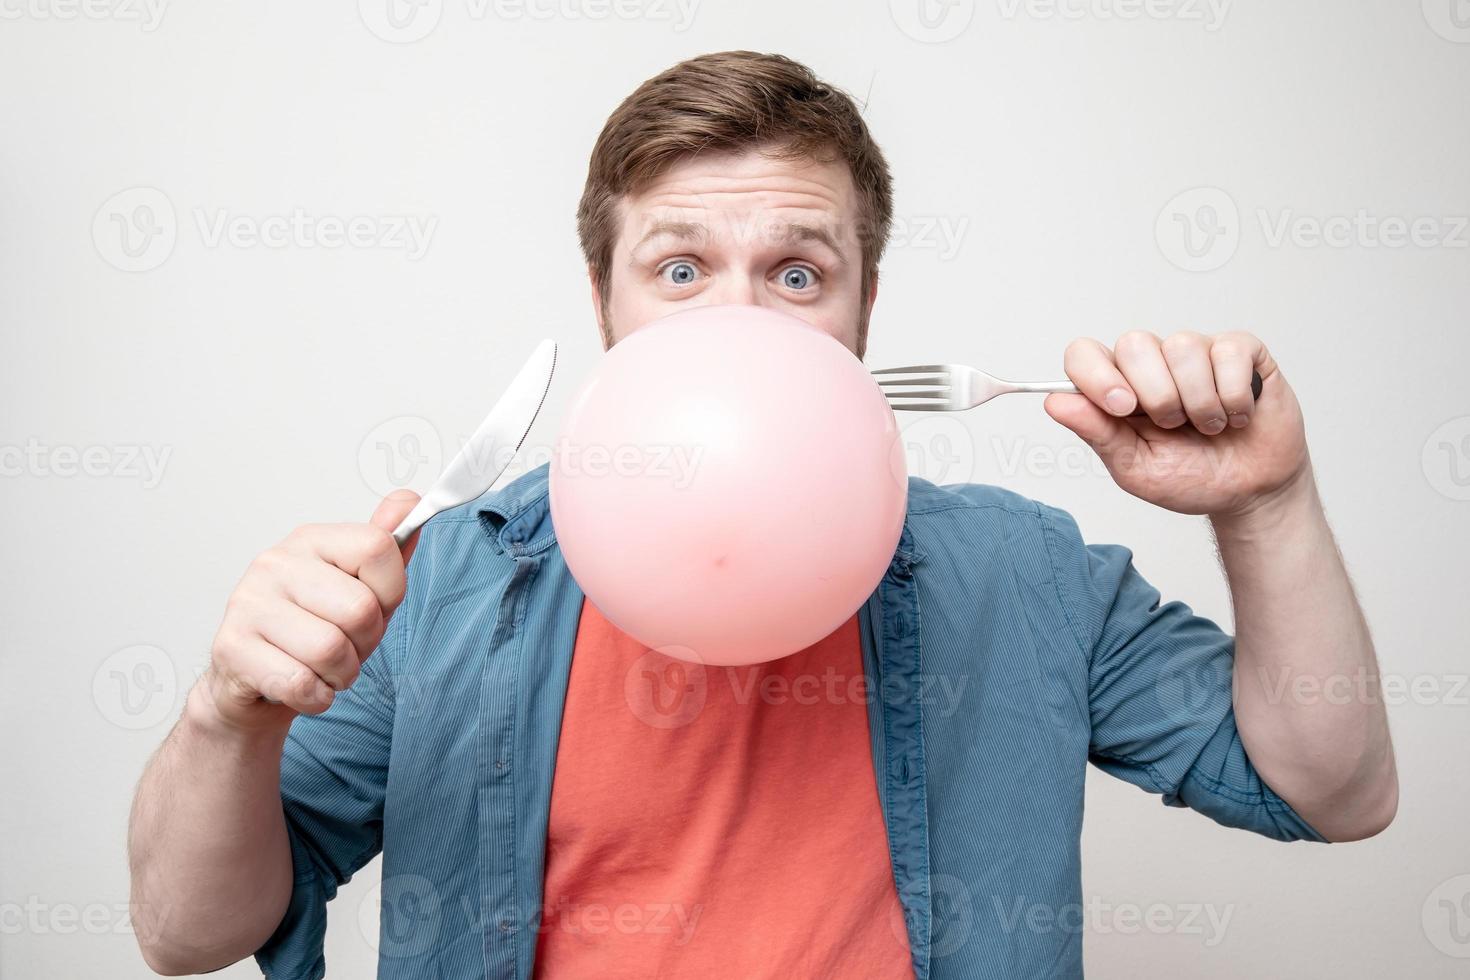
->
550, 304, 908, 666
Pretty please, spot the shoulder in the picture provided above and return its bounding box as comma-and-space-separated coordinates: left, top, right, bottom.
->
905, 476, 1084, 542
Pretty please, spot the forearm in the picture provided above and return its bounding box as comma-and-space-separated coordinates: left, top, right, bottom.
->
128, 684, 295, 975
1210, 467, 1397, 841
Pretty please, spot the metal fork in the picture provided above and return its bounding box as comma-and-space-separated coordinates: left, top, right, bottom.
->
873, 364, 1262, 416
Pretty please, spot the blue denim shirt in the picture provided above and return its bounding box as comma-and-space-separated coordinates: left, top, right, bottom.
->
255, 464, 1325, 980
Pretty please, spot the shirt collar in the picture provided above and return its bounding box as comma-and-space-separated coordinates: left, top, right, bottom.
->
475, 463, 558, 556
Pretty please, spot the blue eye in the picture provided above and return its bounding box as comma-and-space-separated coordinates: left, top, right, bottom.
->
780, 265, 815, 290
661, 261, 698, 286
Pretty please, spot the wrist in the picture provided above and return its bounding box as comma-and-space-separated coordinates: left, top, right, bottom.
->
1209, 464, 1320, 543
181, 675, 292, 755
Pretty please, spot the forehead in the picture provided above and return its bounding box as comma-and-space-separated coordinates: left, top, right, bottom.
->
616, 149, 862, 244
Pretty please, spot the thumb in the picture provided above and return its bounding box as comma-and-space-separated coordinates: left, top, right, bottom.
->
370, 489, 422, 564
1044, 392, 1140, 468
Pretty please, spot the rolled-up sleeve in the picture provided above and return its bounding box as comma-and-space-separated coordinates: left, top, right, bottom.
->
253, 608, 404, 978
1041, 503, 1327, 843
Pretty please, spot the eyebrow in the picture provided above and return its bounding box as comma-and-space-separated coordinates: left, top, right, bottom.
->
633, 220, 709, 252
631, 218, 848, 264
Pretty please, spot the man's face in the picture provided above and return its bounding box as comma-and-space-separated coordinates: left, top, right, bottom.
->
592, 148, 875, 357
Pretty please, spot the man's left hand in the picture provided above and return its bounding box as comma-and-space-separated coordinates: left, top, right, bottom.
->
1044, 330, 1311, 518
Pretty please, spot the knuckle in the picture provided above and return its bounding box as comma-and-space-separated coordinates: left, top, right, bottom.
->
247, 548, 284, 579
382, 575, 408, 612
359, 526, 398, 565
342, 589, 382, 630
338, 660, 362, 689
293, 676, 335, 714
209, 625, 249, 662
1063, 337, 1109, 371
222, 589, 261, 625
1159, 332, 1200, 360
1210, 338, 1247, 361
1115, 330, 1157, 353
297, 630, 346, 670
283, 525, 317, 548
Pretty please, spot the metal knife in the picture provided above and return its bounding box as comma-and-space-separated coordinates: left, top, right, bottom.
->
391, 339, 557, 546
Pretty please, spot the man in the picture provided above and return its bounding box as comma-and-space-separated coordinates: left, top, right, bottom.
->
128, 51, 1396, 979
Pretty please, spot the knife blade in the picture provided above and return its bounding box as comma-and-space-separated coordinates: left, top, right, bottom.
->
391, 338, 557, 546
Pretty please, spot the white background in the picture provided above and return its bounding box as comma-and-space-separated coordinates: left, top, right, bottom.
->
2, 1, 1468, 977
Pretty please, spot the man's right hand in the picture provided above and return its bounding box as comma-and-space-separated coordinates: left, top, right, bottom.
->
190, 490, 421, 733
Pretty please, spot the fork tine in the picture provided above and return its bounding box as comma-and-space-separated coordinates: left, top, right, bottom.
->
875, 376, 949, 387
870, 364, 950, 375
886, 402, 956, 412
882, 390, 948, 400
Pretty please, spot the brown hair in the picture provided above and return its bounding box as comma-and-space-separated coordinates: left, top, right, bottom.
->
577, 51, 893, 340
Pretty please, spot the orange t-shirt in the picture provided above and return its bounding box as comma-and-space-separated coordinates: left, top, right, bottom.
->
532, 598, 915, 979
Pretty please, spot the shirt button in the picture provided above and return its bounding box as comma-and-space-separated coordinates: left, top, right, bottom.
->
499, 918, 516, 933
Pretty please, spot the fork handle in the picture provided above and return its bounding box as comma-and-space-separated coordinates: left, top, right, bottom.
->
1037, 370, 1263, 418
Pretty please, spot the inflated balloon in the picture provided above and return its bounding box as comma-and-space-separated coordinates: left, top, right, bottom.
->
549, 304, 907, 666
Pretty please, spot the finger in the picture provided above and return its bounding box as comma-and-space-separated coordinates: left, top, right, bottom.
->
371, 489, 422, 564
1160, 331, 1229, 435
218, 634, 338, 716
1063, 338, 1137, 417
1113, 331, 1186, 428
283, 523, 407, 616
1209, 332, 1265, 429
272, 553, 386, 661
254, 599, 361, 692
1044, 392, 1139, 463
